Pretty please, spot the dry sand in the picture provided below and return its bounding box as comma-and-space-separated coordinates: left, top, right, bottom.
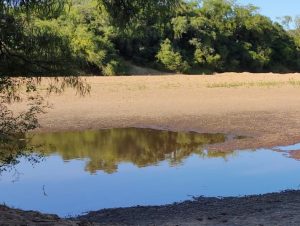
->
31, 72, 300, 151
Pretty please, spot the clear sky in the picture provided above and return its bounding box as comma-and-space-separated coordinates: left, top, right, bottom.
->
238, 0, 299, 21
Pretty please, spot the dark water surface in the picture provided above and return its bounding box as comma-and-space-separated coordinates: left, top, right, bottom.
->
1, 128, 300, 217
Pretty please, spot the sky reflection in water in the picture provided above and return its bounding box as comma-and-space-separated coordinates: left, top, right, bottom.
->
0, 128, 300, 217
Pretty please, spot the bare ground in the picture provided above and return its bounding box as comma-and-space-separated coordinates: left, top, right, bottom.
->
5, 72, 300, 225
77, 190, 300, 226
3, 190, 300, 225
28, 72, 300, 151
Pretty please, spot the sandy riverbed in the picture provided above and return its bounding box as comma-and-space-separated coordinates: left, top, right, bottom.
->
25, 72, 300, 151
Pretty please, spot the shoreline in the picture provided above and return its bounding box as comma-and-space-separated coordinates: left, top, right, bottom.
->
2, 190, 300, 225
24, 73, 300, 152
33, 111, 300, 152
76, 190, 300, 225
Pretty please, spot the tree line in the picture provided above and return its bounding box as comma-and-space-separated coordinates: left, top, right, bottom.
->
1, 0, 300, 76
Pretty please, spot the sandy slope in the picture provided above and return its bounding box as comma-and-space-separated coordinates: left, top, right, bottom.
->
28, 72, 300, 151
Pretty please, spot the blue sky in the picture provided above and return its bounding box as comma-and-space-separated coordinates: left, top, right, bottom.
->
238, 0, 299, 22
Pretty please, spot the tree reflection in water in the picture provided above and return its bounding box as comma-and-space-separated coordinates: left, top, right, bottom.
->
0, 77, 90, 172
28, 128, 230, 174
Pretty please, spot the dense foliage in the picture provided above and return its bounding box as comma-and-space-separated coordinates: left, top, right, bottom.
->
1, 0, 300, 75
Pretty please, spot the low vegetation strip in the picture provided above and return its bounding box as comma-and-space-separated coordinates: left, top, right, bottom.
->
206, 79, 300, 88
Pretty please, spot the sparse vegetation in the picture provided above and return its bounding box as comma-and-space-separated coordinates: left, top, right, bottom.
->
206, 79, 300, 88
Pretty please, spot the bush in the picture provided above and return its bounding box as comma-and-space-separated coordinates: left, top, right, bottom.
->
156, 39, 189, 73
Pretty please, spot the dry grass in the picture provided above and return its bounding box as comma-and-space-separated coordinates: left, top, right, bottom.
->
206, 79, 300, 88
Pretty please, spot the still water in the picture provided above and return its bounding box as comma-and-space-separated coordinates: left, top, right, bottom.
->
1, 128, 300, 217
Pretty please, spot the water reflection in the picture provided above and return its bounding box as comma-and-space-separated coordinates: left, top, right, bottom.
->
0, 76, 90, 171
28, 128, 227, 174
2, 129, 300, 216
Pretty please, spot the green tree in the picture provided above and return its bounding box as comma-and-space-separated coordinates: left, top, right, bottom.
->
98, 0, 181, 26
0, 0, 73, 75
1, 0, 300, 75
156, 39, 189, 73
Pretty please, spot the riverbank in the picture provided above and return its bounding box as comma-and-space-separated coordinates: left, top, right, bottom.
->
77, 190, 300, 226
2, 190, 300, 225
24, 72, 300, 152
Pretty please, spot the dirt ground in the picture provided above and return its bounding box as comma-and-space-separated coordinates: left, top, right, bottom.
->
3, 190, 300, 225
29, 72, 300, 151
77, 190, 300, 226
